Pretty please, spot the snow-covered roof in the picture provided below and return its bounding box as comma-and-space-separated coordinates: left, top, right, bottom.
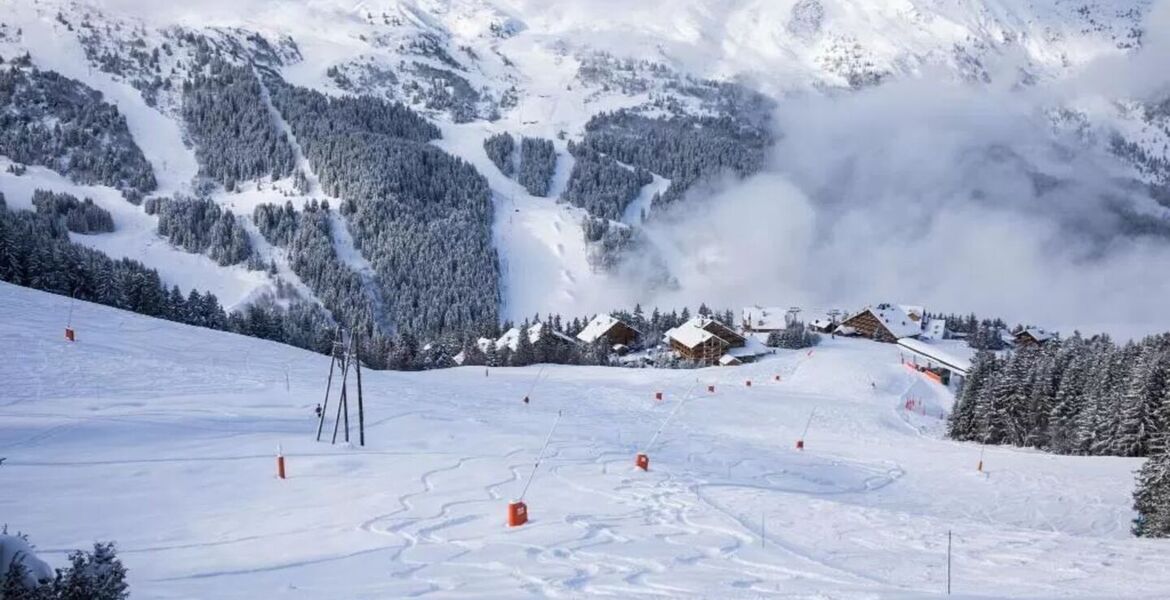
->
719, 354, 742, 366
667, 317, 746, 350
727, 335, 769, 358
495, 327, 521, 351
846, 303, 925, 339
897, 338, 973, 375
742, 305, 790, 330
921, 318, 947, 341
496, 322, 574, 350
1017, 327, 1055, 342
577, 314, 621, 344
666, 322, 718, 349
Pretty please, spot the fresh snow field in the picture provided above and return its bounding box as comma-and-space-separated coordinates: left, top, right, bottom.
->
2, 283, 1167, 598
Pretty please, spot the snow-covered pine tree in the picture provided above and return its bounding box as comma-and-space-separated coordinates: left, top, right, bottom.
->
1119, 343, 1168, 457
1134, 442, 1170, 537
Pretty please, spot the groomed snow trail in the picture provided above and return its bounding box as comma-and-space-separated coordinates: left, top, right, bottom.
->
2, 282, 1168, 599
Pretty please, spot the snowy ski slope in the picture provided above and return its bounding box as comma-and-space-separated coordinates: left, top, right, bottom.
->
2, 282, 1168, 598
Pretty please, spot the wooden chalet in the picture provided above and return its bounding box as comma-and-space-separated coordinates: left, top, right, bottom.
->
839, 304, 925, 343
1014, 327, 1054, 347
577, 314, 641, 348
696, 316, 745, 348
665, 317, 744, 365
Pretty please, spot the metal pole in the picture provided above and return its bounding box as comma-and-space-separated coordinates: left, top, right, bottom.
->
524, 365, 547, 402
518, 410, 563, 501
644, 381, 698, 452
355, 331, 365, 447
332, 333, 355, 444
945, 530, 954, 591
800, 408, 817, 439
316, 332, 340, 441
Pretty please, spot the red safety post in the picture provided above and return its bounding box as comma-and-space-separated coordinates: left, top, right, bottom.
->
655, 391, 663, 401
635, 452, 649, 471
774, 375, 781, 382
796, 439, 805, 450
276, 444, 286, 479
64, 295, 76, 342
745, 380, 752, 387
707, 384, 715, 393
508, 501, 528, 527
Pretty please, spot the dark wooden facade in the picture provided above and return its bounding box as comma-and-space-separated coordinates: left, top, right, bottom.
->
601, 321, 641, 347
671, 336, 729, 365
840, 310, 897, 343
700, 319, 745, 348
1014, 330, 1050, 348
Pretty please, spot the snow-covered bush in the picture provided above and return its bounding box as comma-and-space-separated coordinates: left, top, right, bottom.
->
1, 532, 127, 600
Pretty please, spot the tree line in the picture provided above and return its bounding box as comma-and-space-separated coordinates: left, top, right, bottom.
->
31, 190, 114, 234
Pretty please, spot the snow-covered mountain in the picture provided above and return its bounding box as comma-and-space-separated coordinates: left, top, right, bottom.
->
1, 0, 1168, 341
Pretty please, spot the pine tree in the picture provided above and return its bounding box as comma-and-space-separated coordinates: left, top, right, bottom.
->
52, 542, 129, 600
513, 320, 535, 366
1134, 442, 1170, 537
1119, 344, 1167, 457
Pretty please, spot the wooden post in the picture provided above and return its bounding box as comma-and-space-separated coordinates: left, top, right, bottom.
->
355, 331, 365, 447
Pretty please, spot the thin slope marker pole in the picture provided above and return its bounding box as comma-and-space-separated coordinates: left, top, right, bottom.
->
355, 331, 365, 447
316, 330, 340, 441
523, 365, 548, 403
945, 528, 954, 594
800, 408, 817, 440
518, 409, 564, 502
644, 380, 698, 453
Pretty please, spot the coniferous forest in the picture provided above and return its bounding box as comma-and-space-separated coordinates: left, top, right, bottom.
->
0, 58, 156, 202
947, 334, 1170, 536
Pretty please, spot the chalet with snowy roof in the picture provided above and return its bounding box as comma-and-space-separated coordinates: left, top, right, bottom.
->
576, 314, 640, 349
810, 318, 838, 334
741, 306, 791, 333
697, 316, 746, 348
839, 304, 925, 343
666, 316, 750, 365
1014, 327, 1055, 347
